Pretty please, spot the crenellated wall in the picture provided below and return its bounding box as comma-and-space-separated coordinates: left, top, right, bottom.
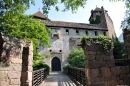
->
83, 41, 130, 85
0, 33, 33, 86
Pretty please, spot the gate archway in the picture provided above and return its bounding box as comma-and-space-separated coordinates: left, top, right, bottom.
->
51, 57, 61, 71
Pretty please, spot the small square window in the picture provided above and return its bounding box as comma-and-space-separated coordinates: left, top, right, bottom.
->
86, 31, 88, 35
66, 29, 69, 35
95, 31, 97, 36
76, 30, 79, 35
103, 32, 106, 36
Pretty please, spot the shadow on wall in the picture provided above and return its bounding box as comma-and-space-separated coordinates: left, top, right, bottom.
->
0, 33, 5, 66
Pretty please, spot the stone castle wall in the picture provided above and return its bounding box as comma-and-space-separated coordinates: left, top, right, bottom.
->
100, 6, 115, 40
83, 42, 130, 85
0, 33, 33, 86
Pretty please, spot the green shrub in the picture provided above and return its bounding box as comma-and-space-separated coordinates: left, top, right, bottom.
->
33, 61, 50, 75
113, 38, 127, 59
63, 65, 70, 71
67, 48, 85, 68
113, 38, 128, 66
115, 60, 129, 66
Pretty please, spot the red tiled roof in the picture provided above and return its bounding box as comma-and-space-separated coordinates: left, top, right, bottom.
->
41, 20, 107, 30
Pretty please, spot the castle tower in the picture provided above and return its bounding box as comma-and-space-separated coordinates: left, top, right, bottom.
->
89, 6, 116, 40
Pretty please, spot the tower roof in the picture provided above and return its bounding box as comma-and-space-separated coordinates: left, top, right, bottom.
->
32, 11, 49, 20
94, 7, 102, 12
89, 6, 108, 21
93, 7, 108, 12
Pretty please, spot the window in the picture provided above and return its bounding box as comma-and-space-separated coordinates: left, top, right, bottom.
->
76, 30, 79, 35
86, 30, 88, 35
95, 31, 97, 36
59, 50, 62, 52
103, 32, 106, 36
66, 29, 69, 35
52, 29, 59, 39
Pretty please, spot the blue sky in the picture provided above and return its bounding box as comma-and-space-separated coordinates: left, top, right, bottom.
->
26, 0, 126, 37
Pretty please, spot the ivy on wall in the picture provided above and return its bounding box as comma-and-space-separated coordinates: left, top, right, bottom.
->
90, 15, 101, 24
81, 35, 113, 51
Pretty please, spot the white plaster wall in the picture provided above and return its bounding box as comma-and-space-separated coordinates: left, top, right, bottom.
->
88, 30, 95, 37
60, 28, 70, 67
98, 31, 103, 36
66, 28, 87, 38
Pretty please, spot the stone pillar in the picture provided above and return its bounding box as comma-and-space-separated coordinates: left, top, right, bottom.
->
0, 34, 33, 86
83, 42, 117, 85
21, 42, 33, 86
0, 35, 23, 86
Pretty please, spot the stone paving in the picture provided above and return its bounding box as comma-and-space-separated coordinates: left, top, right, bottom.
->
40, 72, 76, 86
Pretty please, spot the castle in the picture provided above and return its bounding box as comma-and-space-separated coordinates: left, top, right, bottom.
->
33, 6, 115, 71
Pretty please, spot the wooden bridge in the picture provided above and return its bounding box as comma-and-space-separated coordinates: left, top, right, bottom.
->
33, 67, 86, 86
40, 72, 76, 86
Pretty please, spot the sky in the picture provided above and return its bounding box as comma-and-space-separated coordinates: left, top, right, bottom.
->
26, 0, 126, 37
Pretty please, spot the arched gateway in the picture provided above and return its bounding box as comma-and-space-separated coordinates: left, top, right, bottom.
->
51, 57, 61, 71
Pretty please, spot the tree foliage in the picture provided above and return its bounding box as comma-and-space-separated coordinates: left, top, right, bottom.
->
121, 0, 130, 29
1, 14, 51, 61
33, 60, 50, 75
0, 0, 126, 16
0, 0, 34, 22
0, 0, 51, 64
67, 48, 85, 68
113, 37, 127, 59
41, 0, 87, 15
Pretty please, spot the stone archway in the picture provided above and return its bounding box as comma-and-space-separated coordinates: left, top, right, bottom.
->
51, 57, 61, 71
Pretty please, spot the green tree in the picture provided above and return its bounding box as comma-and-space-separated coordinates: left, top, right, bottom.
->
113, 37, 127, 59
4, 14, 51, 61
0, 0, 125, 16
67, 48, 85, 68
0, 0, 51, 63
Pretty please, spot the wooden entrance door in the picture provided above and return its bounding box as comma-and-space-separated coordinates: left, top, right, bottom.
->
52, 57, 61, 71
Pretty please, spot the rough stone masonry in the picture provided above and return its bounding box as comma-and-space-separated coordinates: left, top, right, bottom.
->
0, 33, 33, 86
83, 39, 130, 85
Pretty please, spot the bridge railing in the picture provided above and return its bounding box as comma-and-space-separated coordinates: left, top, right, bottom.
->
64, 67, 87, 86
32, 68, 48, 86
